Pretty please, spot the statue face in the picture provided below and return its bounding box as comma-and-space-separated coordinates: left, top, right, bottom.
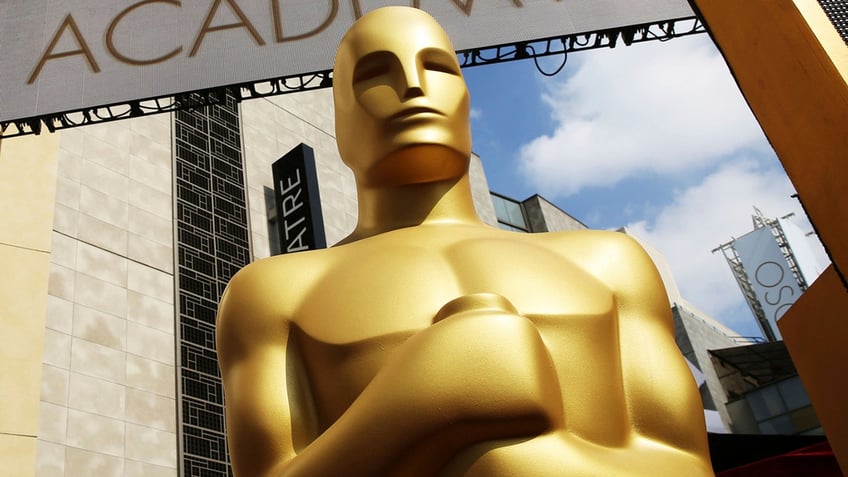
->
333, 7, 472, 185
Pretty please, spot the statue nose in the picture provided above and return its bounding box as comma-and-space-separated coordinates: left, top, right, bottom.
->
399, 64, 424, 100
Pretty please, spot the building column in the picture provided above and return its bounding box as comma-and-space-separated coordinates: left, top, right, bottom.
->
0, 133, 60, 477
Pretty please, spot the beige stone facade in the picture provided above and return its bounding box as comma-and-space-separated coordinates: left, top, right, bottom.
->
30, 114, 179, 477
2, 86, 736, 475
2, 87, 499, 476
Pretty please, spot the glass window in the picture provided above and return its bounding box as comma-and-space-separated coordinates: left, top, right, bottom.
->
492, 194, 528, 231
778, 377, 811, 410
758, 414, 794, 435
497, 222, 527, 233
747, 385, 786, 421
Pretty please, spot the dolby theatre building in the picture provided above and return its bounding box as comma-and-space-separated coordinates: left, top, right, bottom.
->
0, 1, 781, 475
1, 85, 747, 477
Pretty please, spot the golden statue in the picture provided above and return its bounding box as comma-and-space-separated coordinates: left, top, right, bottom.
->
217, 7, 713, 476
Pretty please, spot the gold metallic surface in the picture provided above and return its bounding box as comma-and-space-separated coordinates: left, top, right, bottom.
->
217, 7, 712, 476
779, 266, 848, 473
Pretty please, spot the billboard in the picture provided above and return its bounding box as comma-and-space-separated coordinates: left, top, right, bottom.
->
733, 226, 804, 340
271, 143, 327, 253
0, 0, 694, 123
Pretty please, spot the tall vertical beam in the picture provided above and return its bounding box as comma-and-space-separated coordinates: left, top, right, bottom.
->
690, 0, 848, 278
690, 0, 848, 471
778, 266, 848, 472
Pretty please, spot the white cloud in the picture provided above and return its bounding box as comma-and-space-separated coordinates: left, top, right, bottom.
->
518, 35, 767, 197
623, 160, 822, 335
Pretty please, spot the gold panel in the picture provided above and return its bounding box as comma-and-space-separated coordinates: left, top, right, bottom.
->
779, 266, 848, 472
0, 129, 60, 453
0, 433, 37, 477
0, 133, 60, 251
0, 245, 50, 436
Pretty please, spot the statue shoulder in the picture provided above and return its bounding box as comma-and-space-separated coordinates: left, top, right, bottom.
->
542, 229, 652, 265
216, 252, 329, 354
543, 230, 667, 306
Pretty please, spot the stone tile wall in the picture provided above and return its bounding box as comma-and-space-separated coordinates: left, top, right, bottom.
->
242, 89, 357, 255
37, 114, 178, 477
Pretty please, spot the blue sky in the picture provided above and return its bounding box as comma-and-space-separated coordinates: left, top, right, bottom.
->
463, 33, 829, 339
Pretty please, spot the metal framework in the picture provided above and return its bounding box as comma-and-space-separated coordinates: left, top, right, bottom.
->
712, 210, 810, 342
0, 16, 705, 139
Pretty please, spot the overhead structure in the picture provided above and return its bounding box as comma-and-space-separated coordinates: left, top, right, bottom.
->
713, 211, 808, 342
0, 0, 703, 138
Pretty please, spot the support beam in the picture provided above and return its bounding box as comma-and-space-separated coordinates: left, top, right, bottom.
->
690, 0, 848, 281
691, 0, 848, 472
779, 266, 848, 472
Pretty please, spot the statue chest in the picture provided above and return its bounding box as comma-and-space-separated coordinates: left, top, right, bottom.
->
295, 236, 615, 342
291, 235, 629, 437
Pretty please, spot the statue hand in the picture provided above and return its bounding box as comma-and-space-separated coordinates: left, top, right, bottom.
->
433, 293, 520, 324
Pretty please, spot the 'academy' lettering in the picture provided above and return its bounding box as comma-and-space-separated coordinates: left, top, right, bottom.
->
189, 0, 266, 57
106, 0, 183, 65
26, 0, 559, 84
27, 14, 100, 84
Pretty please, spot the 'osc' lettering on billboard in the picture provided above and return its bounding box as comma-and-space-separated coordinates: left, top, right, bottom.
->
753, 261, 796, 320
733, 226, 804, 340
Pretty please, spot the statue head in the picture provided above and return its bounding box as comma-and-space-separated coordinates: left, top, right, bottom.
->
333, 7, 472, 186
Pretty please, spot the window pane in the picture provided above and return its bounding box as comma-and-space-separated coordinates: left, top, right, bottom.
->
747, 385, 786, 421
491, 195, 528, 230
758, 414, 794, 435
778, 377, 811, 410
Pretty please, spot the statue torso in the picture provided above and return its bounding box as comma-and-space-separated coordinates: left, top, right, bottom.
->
287, 225, 631, 446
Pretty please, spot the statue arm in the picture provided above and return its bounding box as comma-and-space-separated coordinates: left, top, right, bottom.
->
219, 265, 560, 477
288, 311, 560, 477
598, 234, 713, 468
217, 264, 305, 477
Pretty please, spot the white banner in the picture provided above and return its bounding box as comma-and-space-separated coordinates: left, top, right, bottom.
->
733, 226, 803, 339
0, 0, 694, 122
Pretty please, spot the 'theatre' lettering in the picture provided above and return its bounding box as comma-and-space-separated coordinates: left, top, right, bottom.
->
279, 169, 309, 253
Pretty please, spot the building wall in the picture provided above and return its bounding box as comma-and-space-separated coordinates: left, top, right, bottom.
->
469, 153, 499, 227
673, 302, 742, 432
0, 132, 59, 477
3, 86, 762, 475
12, 86, 503, 477
242, 90, 358, 254
523, 195, 586, 233
35, 115, 178, 477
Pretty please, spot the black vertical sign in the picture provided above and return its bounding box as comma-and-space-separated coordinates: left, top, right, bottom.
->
271, 144, 327, 253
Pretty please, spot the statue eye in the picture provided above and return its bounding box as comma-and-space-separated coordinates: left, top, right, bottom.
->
353, 53, 392, 84
354, 63, 389, 84
418, 48, 460, 76
423, 60, 458, 75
